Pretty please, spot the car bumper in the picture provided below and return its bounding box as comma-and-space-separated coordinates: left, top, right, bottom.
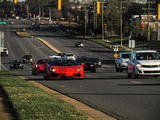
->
120, 63, 128, 69
136, 67, 160, 76
33, 68, 44, 74
48, 72, 83, 79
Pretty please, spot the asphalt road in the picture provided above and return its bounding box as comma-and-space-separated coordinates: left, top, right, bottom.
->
1, 22, 160, 120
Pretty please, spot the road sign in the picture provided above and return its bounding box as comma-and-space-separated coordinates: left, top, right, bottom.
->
113, 46, 118, 52
0, 21, 6, 24
114, 53, 118, 59
129, 40, 135, 49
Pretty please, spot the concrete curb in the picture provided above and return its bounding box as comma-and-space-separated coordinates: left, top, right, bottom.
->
35, 37, 62, 53
29, 81, 116, 120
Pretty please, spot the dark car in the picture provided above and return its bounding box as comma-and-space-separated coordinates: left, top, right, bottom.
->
32, 58, 52, 75
74, 42, 84, 47
10, 60, 23, 70
23, 55, 33, 63
76, 56, 98, 72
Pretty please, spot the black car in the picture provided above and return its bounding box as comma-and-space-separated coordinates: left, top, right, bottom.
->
74, 42, 84, 47
10, 60, 23, 70
76, 56, 98, 72
23, 55, 33, 63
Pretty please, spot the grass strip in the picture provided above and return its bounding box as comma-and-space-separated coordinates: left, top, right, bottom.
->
88, 36, 148, 51
0, 71, 91, 120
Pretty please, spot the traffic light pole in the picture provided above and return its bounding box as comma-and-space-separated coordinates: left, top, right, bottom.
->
102, 1, 104, 40
120, 1, 123, 47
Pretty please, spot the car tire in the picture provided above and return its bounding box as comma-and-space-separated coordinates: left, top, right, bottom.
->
44, 72, 49, 80
119, 69, 123, 72
32, 71, 37, 75
91, 68, 96, 73
115, 68, 119, 72
132, 68, 138, 79
115, 64, 120, 72
128, 73, 131, 78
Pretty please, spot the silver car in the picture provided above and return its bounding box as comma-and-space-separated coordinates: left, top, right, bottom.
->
127, 50, 160, 78
115, 51, 131, 72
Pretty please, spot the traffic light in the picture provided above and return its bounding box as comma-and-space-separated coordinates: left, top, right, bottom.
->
141, 23, 144, 31
97, 1, 100, 14
104, 24, 107, 35
13, 0, 17, 4
158, 4, 160, 20
58, 0, 61, 10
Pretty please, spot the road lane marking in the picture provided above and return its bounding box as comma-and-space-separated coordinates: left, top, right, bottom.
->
35, 37, 62, 53
130, 81, 142, 84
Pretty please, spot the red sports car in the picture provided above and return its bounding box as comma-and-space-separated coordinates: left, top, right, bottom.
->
32, 59, 52, 75
44, 59, 84, 79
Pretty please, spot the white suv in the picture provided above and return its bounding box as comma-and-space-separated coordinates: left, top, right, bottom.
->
64, 53, 76, 61
127, 50, 160, 78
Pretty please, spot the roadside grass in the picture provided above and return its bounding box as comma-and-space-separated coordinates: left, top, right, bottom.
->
88, 36, 148, 51
0, 71, 91, 120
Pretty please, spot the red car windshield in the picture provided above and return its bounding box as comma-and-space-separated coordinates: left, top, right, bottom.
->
50, 60, 80, 66
37, 59, 51, 64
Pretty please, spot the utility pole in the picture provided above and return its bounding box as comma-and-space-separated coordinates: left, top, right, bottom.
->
84, 4, 88, 39
120, 1, 123, 46
102, 0, 104, 40
147, 1, 151, 41
26, 0, 29, 19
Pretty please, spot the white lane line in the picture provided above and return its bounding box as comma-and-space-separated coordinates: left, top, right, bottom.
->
130, 81, 142, 84
1, 64, 8, 71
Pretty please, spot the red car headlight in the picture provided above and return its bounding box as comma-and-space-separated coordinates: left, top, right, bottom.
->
77, 68, 81, 71
50, 68, 56, 72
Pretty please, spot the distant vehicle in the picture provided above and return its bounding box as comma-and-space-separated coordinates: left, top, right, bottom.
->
64, 53, 76, 61
56, 53, 66, 59
115, 51, 131, 72
44, 59, 84, 80
23, 55, 33, 63
32, 59, 52, 75
0, 47, 8, 56
10, 60, 23, 70
74, 42, 84, 47
76, 56, 98, 72
48, 55, 62, 60
127, 50, 160, 78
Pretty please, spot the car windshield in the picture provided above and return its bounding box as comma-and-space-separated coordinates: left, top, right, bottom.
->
66, 54, 73, 57
136, 52, 160, 60
24, 55, 32, 58
37, 59, 50, 64
122, 54, 131, 58
12, 60, 22, 64
50, 60, 80, 66
76, 57, 99, 62
87, 58, 99, 62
